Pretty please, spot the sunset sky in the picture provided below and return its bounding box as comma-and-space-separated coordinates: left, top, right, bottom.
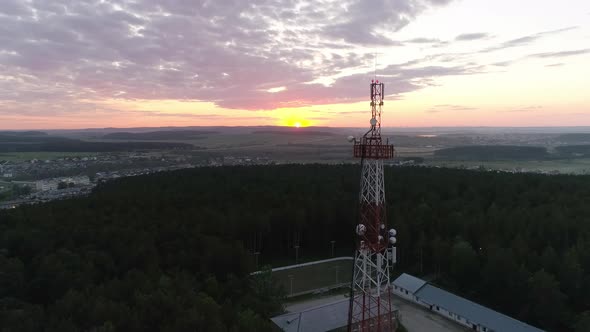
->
0, 0, 589, 129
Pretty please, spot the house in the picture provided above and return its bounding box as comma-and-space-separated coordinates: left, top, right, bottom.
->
391, 273, 427, 302
392, 273, 544, 332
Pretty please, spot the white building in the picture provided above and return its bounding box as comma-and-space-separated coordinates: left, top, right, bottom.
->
392, 273, 427, 302
35, 176, 91, 191
392, 273, 545, 332
36, 180, 58, 191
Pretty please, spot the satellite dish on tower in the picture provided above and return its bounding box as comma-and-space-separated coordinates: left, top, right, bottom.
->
370, 118, 377, 126
356, 224, 366, 236
347, 135, 355, 143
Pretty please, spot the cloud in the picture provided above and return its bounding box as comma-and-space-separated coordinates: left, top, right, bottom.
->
488, 48, 588, 68
0, 0, 463, 117
503, 106, 543, 113
483, 26, 578, 52
321, 0, 453, 45
0, 0, 30, 16
528, 49, 590, 58
403, 37, 450, 49
490, 60, 514, 67
405, 37, 443, 44
455, 33, 489, 41
225, 62, 483, 110
426, 104, 478, 113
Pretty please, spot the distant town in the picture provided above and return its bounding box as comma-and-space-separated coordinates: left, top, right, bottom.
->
0, 152, 276, 209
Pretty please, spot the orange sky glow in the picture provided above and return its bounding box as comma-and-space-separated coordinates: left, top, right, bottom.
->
0, 0, 589, 130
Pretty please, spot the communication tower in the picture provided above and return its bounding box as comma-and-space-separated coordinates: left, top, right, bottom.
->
347, 80, 398, 331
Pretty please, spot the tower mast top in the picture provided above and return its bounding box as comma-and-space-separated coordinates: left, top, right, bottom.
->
352, 81, 393, 160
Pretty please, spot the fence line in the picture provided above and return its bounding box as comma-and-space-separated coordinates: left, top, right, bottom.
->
251, 256, 353, 275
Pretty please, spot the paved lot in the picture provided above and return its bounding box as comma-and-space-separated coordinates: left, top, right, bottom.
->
285, 294, 468, 332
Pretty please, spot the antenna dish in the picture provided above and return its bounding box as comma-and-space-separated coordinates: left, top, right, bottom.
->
347, 135, 355, 143
370, 118, 377, 126
356, 224, 366, 236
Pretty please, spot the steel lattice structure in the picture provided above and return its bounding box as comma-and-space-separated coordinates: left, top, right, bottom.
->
348, 81, 398, 332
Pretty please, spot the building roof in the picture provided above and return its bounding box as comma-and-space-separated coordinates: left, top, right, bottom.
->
415, 284, 544, 332
392, 273, 427, 294
271, 298, 350, 332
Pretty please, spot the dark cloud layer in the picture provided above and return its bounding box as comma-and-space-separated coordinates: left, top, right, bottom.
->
0, 0, 461, 113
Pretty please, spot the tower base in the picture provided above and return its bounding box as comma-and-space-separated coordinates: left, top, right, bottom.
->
348, 248, 398, 332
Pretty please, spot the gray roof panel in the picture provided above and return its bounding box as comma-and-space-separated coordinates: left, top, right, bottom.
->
416, 284, 544, 332
392, 273, 427, 293
271, 299, 350, 332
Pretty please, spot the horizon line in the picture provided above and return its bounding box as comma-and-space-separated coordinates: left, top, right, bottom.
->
3, 125, 590, 132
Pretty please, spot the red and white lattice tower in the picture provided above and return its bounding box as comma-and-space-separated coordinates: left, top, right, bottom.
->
347, 80, 398, 332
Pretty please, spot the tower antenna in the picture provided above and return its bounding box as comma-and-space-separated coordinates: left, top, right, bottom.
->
347, 79, 398, 331
374, 52, 377, 81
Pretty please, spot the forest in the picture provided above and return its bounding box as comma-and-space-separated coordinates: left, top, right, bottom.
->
1, 165, 590, 331
555, 145, 590, 157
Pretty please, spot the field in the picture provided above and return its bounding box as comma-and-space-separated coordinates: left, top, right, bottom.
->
0, 151, 98, 162
271, 258, 353, 297
429, 158, 590, 174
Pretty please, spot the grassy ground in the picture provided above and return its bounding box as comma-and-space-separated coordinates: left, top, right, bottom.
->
272, 259, 353, 296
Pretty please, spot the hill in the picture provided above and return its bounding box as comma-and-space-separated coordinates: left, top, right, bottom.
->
102, 130, 217, 140
252, 130, 336, 136
0, 131, 48, 136
0, 132, 193, 152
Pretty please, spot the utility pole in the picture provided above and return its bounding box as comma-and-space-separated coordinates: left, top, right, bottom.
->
288, 274, 294, 297
331, 240, 336, 257
254, 251, 260, 270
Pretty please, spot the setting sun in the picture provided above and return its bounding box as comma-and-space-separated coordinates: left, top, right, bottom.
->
279, 113, 313, 128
